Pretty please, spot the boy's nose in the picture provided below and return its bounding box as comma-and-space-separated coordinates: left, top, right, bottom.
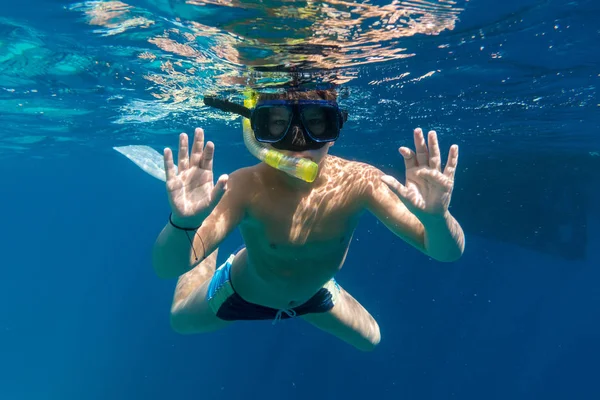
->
290, 125, 307, 145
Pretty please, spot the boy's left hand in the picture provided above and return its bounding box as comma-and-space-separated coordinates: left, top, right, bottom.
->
381, 128, 458, 218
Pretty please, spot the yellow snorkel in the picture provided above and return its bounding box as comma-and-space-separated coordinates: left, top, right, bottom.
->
241, 89, 318, 183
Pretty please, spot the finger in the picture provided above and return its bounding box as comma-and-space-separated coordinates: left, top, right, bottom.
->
427, 130, 441, 171
416, 169, 452, 190
163, 147, 176, 181
189, 127, 204, 167
414, 128, 429, 166
201, 141, 215, 171
178, 133, 189, 172
443, 144, 459, 180
399, 147, 417, 170
381, 175, 408, 200
209, 174, 229, 209
215, 174, 229, 191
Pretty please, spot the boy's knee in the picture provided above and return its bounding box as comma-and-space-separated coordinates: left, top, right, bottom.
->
356, 338, 379, 352
355, 324, 381, 352
169, 306, 224, 334
169, 306, 204, 334
169, 308, 192, 334
367, 323, 382, 351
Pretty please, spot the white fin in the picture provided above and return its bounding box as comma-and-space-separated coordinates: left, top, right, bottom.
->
114, 145, 176, 182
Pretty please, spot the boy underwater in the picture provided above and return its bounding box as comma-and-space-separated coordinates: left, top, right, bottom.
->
151, 87, 465, 351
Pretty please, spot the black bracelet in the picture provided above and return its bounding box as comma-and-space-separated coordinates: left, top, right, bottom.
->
168, 213, 205, 261
169, 213, 200, 231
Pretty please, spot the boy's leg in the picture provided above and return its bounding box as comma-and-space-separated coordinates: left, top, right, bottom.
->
301, 287, 381, 352
169, 249, 232, 333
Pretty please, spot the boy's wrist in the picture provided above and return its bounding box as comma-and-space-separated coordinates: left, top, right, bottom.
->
417, 210, 451, 226
169, 213, 202, 230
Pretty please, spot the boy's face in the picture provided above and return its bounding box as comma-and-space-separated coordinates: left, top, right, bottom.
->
265, 91, 335, 160
266, 105, 334, 165
258, 88, 339, 165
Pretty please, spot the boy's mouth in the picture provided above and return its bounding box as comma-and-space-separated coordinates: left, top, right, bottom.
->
290, 153, 313, 161
278, 148, 314, 160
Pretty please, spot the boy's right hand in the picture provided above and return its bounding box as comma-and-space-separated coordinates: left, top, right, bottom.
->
163, 128, 228, 228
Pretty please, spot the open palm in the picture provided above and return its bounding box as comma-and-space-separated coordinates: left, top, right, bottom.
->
164, 128, 228, 227
382, 128, 458, 218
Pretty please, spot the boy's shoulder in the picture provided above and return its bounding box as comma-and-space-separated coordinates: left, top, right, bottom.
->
322, 156, 386, 207
325, 155, 384, 179
227, 164, 262, 186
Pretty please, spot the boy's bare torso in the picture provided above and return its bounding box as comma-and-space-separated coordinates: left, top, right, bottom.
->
229, 155, 373, 309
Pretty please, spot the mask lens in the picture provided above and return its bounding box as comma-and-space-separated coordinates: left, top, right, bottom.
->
252, 106, 292, 142
300, 105, 340, 141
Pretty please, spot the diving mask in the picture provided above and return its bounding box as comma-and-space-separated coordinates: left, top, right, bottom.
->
204, 96, 348, 152
250, 99, 346, 151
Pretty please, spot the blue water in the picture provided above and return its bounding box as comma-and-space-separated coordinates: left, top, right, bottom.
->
1, 0, 599, 399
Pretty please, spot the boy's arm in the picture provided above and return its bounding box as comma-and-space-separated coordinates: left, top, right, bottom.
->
152, 169, 248, 279
364, 166, 464, 262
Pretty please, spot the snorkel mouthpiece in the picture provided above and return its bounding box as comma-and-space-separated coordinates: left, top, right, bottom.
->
204, 92, 319, 183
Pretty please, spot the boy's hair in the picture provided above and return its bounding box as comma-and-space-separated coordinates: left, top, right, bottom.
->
257, 88, 338, 102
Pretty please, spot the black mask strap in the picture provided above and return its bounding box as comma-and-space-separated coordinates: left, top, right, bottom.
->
203, 96, 251, 119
